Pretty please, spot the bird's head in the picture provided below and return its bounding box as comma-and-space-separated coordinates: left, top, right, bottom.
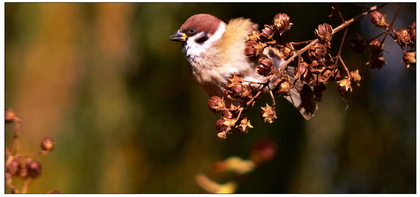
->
170, 14, 227, 57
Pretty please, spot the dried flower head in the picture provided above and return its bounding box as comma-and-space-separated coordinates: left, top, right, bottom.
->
369, 38, 384, 52
315, 23, 333, 42
262, 25, 273, 37
370, 54, 386, 69
337, 78, 352, 96
395, 28, 413, 47
278, 81, 291, 95
273, 13, 292, 33
403, 51, 416, 68
260, 104, 277, 123
247, 27, 260, 42
216, 118, 228, 133
237, 117, 253, 133
295, 60, 309, 80
309, 42, 328, 59
409, 21, 416, 43
256, 58, 274, 76
349, 69, 362, 86
370, 10, 389, 28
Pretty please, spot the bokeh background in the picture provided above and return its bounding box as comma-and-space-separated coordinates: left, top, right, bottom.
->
4, 3, 416, 194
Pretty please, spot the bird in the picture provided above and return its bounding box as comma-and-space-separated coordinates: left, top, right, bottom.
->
170, 13, 318, 120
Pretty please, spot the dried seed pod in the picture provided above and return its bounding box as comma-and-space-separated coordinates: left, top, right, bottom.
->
41, 137, 55, 152
25, 160, 42, 179
262, 25, 273, 37
409, 21, 416, 43
260, 25, 274, 42
349, 69, 362, 86
240, 85, 254, 99
256, 65, 272, 76
369, 38, 384, 52
226, 73, 243, 87
6, 158, 22, 176
237, 117, 253, 133
309, 42, 328, 59
295, 60, 309, 80
216, 118, 228, 133
279, 45, 292, 59
253, 43, 264, 56
337, 78, 352, 96
395, 28, 413, 47
247, 27, 260, 42
315, 23, 333, 42
260, 104, 277, 123
278, 81, 291, 95
231, 84, 244, 95
245, 45, 257, 57
403, 51, 416, 68
370, 54, 386, 69
273, 13, 292, 33
370, 10, 389, 28
256, 58, 274, 76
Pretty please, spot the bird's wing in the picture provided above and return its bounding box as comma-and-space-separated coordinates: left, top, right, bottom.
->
283, 66, 319, 120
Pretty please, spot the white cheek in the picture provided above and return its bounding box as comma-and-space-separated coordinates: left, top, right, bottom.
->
184, 22, 226, 59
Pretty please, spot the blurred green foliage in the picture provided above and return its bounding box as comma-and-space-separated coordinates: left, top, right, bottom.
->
5, 3, 415, 193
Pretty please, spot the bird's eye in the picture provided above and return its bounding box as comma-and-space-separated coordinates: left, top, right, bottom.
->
189, 28, 196, 34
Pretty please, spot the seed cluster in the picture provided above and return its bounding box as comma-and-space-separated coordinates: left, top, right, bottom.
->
207, 6, 415, 139
5, 109, 58, 194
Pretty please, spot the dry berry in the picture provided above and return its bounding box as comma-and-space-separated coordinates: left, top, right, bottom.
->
41, 137, 55, 152
7, 158, 22, 175
25, 160, 42, 179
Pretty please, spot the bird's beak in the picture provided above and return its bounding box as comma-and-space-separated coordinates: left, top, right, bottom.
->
170, 30, 187, 42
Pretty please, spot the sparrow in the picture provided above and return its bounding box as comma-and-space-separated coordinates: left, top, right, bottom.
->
170, 14, 317, 119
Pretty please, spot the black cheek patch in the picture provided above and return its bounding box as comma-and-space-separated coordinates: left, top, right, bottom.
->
195, 32, 209, 44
